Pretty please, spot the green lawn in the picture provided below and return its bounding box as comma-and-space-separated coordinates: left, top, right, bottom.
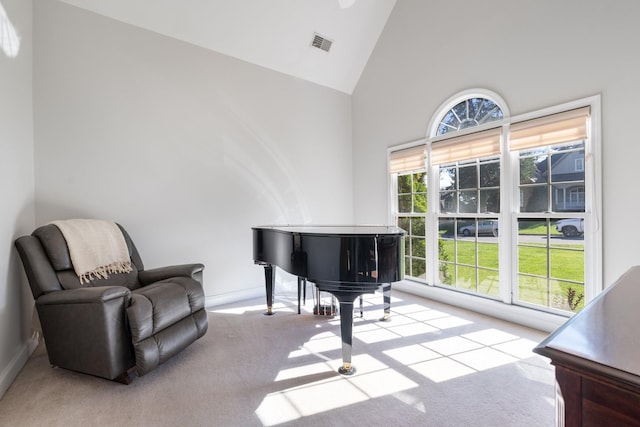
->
438, 232, 585, 312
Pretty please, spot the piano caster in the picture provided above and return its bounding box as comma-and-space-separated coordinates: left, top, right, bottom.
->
264, 306, 275, 316
338, 363, 356, 376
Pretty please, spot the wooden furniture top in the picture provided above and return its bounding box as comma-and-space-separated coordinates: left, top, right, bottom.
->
534, 266, 640, 388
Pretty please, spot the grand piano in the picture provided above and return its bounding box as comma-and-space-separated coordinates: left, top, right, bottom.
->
252, 225, 405, 375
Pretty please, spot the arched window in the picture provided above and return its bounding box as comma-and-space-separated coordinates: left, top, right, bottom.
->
389, 91, 601, 318
436, 97, 504, 136
428, 89, 509, 138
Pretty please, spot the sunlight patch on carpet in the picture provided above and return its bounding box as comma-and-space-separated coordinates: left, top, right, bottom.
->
462, 328, 519, 345
383, 344, 441, 365
493, 338, 540, 359
386, 321, 439, 337
237, 291, 548, 424
410, 357, 476, 382
274, 361, 334, 381
425, 315, 473, 330
256, 354, 417, 426
450, 347, 518, 371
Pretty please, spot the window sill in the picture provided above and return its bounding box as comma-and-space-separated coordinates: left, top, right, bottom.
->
393, 280, 568, 333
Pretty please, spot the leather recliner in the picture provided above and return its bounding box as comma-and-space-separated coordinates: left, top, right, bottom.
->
15, 223, 208, 383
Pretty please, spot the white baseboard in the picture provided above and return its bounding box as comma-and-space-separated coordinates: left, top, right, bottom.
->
0, 332, 40, 399
205, 287, 264, 309
205, 282, 567, 333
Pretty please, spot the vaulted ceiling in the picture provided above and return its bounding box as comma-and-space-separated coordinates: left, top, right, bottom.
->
58, 0, 397, 94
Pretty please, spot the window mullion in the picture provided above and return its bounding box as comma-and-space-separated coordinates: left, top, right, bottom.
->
426, 162, 440, 286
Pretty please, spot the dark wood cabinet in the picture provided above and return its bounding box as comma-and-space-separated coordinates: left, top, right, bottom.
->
534, 266, 640, 427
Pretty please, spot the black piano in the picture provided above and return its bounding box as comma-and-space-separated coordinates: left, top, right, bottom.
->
252, 225, 405, 375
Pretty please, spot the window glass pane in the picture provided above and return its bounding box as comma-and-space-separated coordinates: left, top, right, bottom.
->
467, 98, 483, 122
551, 280, 585, 312
398, 217, 410, 232
458, 164, 477, 189
550, 248, 584, 282
439, 217, 455, 237
398, 174, 411, 193
440, 191, 456, 213
412, 216, 425, 235
480, 189, 500, 213
440, 167, 456, 191
411, 236, 426, 258
436, 97, 503, 136
478, 242, 499, 269
457, 219, 474, 236
459, 191, 477, 213
550, 150, 585, 183
415, 175, 427, 209
438, 218, 454, 286
479, 161, 500, 187
478, 99, 501, 123
394, 171, 428, 282
437, 217, 498, 298
413, 194, 427, 213
479, 269, 500, 297
518, 274, 549, 307
441, 111, 459, 131
413, 171, 427, 190
404, 236, 410, 257
552, 185, 585, 212
519, 246, 547, 276
457, 240, 476, 265
398, 195, 412, 213
519, 154, 545, 185
521, 185, 548, 212
439, 260, 455, 285
411, 258, 426, 280
452, 102, 467, 123
516, 219, 584, 314
456, 266, 477, 291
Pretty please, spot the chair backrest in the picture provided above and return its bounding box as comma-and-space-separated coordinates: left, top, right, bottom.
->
16, 223, 145, 299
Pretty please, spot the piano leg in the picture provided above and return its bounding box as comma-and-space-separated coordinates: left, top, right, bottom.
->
379, 283, 392, 322
297, 277, 306, 314
334, 293, 358, 376
263, 264, 275, 315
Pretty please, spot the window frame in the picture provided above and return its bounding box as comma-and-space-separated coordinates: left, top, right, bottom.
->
388, 92, 602, 317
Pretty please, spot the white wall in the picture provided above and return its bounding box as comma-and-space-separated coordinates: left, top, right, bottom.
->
353, 0, 640, 287
0, 0, 37, 397
33, 0, 354, 302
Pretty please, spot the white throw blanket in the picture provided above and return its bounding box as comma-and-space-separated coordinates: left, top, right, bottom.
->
50, 219, 133, 284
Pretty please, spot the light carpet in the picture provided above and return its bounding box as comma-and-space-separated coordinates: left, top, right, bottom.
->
0, 289, 555, 426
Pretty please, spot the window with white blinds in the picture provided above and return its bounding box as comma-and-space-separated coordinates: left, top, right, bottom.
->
430, 127, 502, 165
389, 93, 600, 318
510, 107, 590, 151
389, 145, 426, 174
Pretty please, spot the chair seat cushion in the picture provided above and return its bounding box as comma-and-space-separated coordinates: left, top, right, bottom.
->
126, 276, 207, 376
127, 277, 205, 343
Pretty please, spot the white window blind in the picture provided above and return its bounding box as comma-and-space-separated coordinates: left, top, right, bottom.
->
430, 127, 501, 165
510, 106, 590, 151
389, 145, 426, 173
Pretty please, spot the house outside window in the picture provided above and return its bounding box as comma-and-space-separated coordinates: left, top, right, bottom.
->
389, 90, 601, 316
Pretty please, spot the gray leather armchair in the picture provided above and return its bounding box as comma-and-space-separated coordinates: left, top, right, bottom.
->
15, 223, 208, 383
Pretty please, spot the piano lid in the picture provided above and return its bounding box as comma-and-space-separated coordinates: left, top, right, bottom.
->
253, 225, 406, 236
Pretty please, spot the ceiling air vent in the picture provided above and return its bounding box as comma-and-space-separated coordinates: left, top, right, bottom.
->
311, 33, 333, 52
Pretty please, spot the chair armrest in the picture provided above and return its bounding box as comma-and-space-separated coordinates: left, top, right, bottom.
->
37, 286, 131, 306
138, 263, 204, 285
35, 285, 135, 380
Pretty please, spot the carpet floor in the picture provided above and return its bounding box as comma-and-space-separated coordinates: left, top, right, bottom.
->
0, 289, 555, 426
